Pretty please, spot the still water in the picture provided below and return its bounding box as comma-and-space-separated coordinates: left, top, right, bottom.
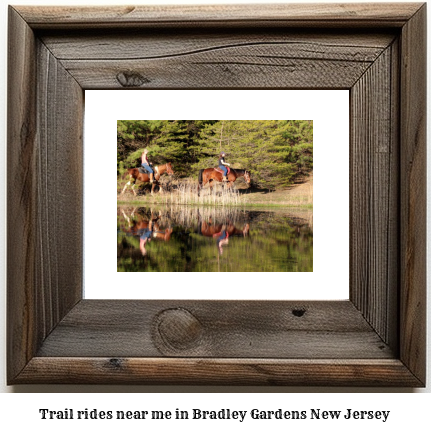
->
118, 206, 312, 272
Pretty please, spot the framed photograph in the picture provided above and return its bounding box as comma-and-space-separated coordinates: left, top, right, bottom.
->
7, 3, 426, 386
85, 90, 349, 300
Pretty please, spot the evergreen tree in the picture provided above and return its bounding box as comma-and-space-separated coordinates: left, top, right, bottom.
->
117, 119, 312, 189
191, 120, 312, 189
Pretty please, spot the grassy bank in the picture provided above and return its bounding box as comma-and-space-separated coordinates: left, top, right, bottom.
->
118, 173, 313, 208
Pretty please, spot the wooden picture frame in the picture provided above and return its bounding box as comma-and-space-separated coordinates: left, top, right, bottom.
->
7, 3, 426, 386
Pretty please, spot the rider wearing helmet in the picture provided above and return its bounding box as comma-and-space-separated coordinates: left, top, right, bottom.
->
218, 151, 230, 182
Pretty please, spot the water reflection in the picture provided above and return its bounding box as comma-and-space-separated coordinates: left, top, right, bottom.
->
120, 208, 173, 256
118, 206, 312, 272
199, 217, 249, 255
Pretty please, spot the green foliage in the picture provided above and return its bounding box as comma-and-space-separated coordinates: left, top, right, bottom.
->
117, 120, 312, 190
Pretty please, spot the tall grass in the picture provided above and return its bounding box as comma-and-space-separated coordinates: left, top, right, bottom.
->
169, 180, 243, 206
158, 205, 247, 227
118, 177, 245, 207
118, 173, 313, 208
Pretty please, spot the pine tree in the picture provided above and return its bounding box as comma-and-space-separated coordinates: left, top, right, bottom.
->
117, 119, 312, 189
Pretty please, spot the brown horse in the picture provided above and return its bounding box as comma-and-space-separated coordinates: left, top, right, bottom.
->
198, 219, 250, 238
121, 162, 174, 196
198, 167, 250, 195
120, 209, 173, 242
198, 219, 249, 255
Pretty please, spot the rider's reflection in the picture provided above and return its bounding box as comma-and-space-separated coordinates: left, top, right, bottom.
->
198, 216, 249, 255
138, 220, 153, 256
137, 222, 174, 256
213, 224, 229, 255
121, 209, 173, 256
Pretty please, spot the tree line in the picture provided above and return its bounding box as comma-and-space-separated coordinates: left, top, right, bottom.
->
117, 120, 312, 190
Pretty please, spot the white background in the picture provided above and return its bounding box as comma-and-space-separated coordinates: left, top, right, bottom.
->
0, 0, 430, 425
85, 90, 349, 300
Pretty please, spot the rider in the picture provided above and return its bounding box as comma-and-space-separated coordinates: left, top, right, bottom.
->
218, 151, 230, 182
141, 148, 154, 184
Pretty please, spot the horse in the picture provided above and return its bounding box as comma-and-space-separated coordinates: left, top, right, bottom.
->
198, 220, 250, 238
198, 167, 250, 195
121, 162, 174, 196
120, 208, 173, 242
198, 218, 249, 255
196, 211, 249, 236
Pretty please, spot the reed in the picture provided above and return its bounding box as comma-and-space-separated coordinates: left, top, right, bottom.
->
118, 178, 245, 207
117, 173, 313, 208
158, 205, 247, 227
119, 177, 242, 206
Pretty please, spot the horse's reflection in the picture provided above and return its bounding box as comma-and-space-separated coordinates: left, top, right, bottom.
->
198, 216, 249, 254
121, 208, 173, 256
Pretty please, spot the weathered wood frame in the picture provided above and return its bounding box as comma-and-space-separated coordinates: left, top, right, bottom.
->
7, 4, 426, 386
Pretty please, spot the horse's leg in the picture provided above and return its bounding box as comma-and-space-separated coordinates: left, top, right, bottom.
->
198, 177, 207, 196
122, 179, 131, 194
131, 181, 137, 196
121, 209, 131, 227
150, 182, 155, 196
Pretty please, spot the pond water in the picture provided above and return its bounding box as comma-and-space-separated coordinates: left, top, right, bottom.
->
117, 206, 312, 272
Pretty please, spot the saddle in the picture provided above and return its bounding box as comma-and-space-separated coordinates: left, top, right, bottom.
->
138, 166, 150, 174
214, 167, 230, 175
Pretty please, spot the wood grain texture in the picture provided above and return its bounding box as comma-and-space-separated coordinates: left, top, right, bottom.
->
15, 3, 423, 28
35, 41, 83, 337
36, 300, 393, 359
399, 3, 427, 385
15, 358, 423, 386
41, 31, 395, 60
7, 3, 426, 386
41, 30, 395, 89
59, 57, 373, 90
57, 38, 394, 89
7, 6, 83, 383
7, 6, 38, 381
350, 44, 399, 348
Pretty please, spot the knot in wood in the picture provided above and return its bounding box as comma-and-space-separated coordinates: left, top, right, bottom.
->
154, 308, 203, 351
292, 308, 306, 317
108, 358, 123, 369
116, 71, 150, 87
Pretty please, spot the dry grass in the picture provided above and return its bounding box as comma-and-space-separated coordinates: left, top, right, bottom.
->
119, 204, 312, 234
119, 177, 245, 207
136, 205, 248, 228
244, 173, 313, 207
118, 173, 313, 208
